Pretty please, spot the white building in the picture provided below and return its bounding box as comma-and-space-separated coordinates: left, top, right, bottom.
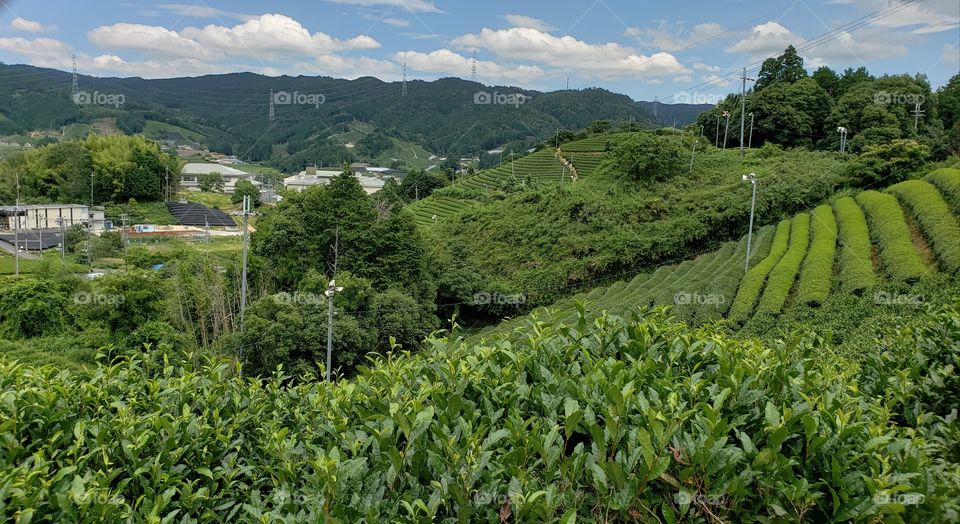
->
0, 204, 108, 233
180, 163, 258, 194
283, 166, 386, 194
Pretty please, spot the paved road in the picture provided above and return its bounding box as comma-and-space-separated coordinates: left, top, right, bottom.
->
0, 239, 40, 260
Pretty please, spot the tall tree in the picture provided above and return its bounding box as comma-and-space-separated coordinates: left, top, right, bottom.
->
812, 66, 841, 97
755, 45, 808, 91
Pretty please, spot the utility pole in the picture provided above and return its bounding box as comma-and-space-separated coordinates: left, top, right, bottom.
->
739, 68, 754, 157
912, 101, 924, 132
748, 113, 755, 149
699, 124, 704, 138
57, 217, 65, 265
722, 111, 731, 150
165, 168, 170, 202
14, 172, 20, 276
715, 115, 721, 146
239, 195, 250, 333
689, 139, 698, 174
743, 173, 758, 271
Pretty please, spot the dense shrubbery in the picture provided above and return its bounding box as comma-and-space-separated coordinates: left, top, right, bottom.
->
833, 197, 877, 293
729, 219, 791, 323
597, 133, 685, 183
844, 139, 932, 186
2, 305, 958, 522
795, 205, 837, 306
856, 190, 929, 281
888, 180, 960, 272
0, 134, 180, 205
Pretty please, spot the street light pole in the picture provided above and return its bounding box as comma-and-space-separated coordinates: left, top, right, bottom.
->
837, 127, 848, 154
748, 113, 755, 149
325, 278, 343, 382
239, 195, 250, 333
14, 172, 20, 276
743, 173, 758, 271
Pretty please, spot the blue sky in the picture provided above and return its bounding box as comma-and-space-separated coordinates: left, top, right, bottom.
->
0, 0, 957, 102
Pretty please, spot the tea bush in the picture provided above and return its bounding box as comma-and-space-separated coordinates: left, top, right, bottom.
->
2, 305, 958, 522
795, 205, 837, 306
856, 190, 929, 282
925, 168, 960, 214
833, 197, 877, 293
756, 213, 811, 315
888, 180, 960, 272
729, 219, 792, 323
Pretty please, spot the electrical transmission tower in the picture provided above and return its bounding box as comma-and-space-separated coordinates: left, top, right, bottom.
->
470, 50, 477, 82
401, 62, 408, 96
268, 90, 275, 121
71, 53, 79, 98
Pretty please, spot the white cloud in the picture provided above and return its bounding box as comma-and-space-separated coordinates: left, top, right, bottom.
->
323, 0, 441, 14
863, 0, 960, 34
155, 4, 254, 20
452, 27, 689, 78
88, 23, 224, 60
625, 22, 725, 52
383, 18, 411, 28
940, 43, 960, 68
725, 21, 798, 56
693, 62, 721, 72
181, 14, 380, 58
503, 14, 556, 32
293, 55, 401, 81
395, 49, 544, 83
10, 17, 56, 33
805, 28, 913, 65
0, 36, 71, 62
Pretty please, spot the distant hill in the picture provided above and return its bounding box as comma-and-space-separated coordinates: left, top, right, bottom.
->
0, 63, 686, 170
638, 101, 713, 127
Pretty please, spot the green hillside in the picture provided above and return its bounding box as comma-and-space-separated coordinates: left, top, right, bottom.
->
476, 171, 960, 343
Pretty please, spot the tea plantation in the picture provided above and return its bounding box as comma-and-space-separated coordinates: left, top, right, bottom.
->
477, 170, 960, 339
3, 301, 957, 522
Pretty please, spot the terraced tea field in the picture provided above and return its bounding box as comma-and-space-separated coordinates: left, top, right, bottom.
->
458, 149, 568, 190
478, 169, 960, 337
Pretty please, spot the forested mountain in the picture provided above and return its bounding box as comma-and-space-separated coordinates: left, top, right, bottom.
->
0, 63, 667, 168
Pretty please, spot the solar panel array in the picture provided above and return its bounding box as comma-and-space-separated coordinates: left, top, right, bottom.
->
0, 230, 64, 250
166, 202, 236, 227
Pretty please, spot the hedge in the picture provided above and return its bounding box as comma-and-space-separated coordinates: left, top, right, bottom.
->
795, 205, 837, 306
924, 168, 960, 214
855, 190, 929, 282
888, 179, 960, 272
728, 219, 792, 323
833, 197, 877, 293
755, 213, 811, 315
